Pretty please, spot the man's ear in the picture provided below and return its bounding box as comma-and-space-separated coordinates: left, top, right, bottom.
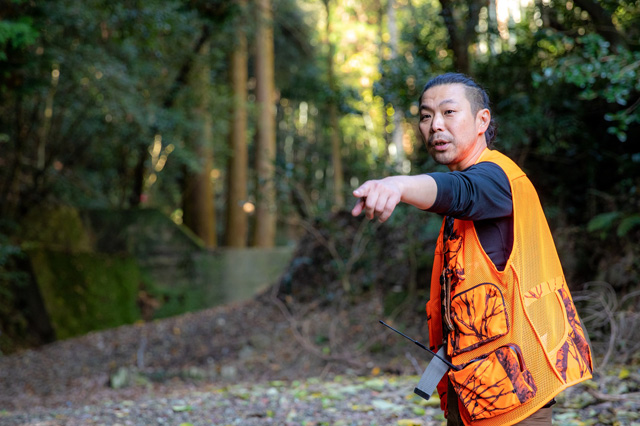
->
476, 108, 490, 134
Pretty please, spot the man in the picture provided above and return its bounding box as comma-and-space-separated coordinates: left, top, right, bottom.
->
351, 73, 593, 426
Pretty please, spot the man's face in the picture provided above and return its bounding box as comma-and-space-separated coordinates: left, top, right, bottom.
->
418, 83, 488, 171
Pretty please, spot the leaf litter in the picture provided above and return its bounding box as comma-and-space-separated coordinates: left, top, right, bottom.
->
0, 288, 638, 425
2, 370, 639, 426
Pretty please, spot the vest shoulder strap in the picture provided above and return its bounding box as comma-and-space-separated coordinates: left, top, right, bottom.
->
476, 148, 525, 181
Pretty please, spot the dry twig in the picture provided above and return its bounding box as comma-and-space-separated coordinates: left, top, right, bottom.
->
297, 216, 378, 293
586, 388, 640, 403
269, 284, 369, 369
573, 281, 640, 370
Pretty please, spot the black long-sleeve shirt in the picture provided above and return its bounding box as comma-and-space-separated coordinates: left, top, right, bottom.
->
427, 162, 514, 271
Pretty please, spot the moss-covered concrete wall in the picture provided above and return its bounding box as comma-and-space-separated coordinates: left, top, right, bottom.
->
16, 207, 293, 343
26, 248, 142, 340
81, 208, 218, 319
209, 248, 294, 304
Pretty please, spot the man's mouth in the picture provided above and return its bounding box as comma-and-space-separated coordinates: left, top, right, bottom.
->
430, 139, 451, 151
429, 133, 451, 145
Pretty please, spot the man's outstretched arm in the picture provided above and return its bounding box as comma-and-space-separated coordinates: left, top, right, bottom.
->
351, 175, 438, 222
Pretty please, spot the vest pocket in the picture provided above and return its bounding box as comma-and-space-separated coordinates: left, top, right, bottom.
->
449, 344, 537, 421
449, 283, 509, 356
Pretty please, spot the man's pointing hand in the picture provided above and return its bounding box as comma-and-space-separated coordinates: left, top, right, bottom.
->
351, 179, 402, 223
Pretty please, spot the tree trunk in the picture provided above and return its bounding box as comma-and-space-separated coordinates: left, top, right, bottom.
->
438, 0, 485, 75
387, 0, 406, 171
182, 40, 216, 248
129, 144, 147, 207
324, 0, 345, 209
253, 0, 277, 247
225, 0, 249, 247
131, 26, 212, 208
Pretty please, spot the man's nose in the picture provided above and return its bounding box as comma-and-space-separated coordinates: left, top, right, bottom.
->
431, 113, 444, 131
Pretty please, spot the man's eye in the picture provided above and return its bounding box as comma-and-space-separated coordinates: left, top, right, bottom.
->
420, 114, 431, 121
445, 110, 455, 115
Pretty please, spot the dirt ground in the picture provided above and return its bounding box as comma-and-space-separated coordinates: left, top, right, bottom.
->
1, 282, 639, 425
0, 283, 420, 411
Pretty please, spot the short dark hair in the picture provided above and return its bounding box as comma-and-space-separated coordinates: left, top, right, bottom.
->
420, 73, 497, 147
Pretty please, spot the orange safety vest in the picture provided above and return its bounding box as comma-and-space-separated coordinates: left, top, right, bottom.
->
425, 148, 593, 426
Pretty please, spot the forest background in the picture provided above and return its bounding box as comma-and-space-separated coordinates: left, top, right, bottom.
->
0, 0, 639, 375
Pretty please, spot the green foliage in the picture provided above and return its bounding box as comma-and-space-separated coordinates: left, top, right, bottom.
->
27, 248, 142, 340
535, 34, 640, 142
0, 18, 38, 60
617, 214, 640, 237
0, 0, 226, 215
375, 0, 449, 115
588, 211, 640, 239
587, 211, 622, 239
273, 0, 319, 98
0, 230, 32, 354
